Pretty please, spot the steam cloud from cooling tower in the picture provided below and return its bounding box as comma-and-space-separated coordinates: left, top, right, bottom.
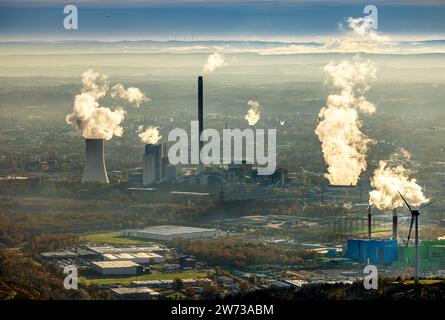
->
138, 125, 162, 144
245, 100, 261, 126
66, 69, 147, 183
369, 149, 429, 210
315, 56, 376, 186
111, 84, 149, 107
66, 69, 147, 140
202, 53, 227, 74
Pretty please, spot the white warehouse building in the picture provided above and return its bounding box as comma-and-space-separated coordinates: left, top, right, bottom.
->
121, 225, 217, 241
92, 260, 142, 275
103, 252, 165, 264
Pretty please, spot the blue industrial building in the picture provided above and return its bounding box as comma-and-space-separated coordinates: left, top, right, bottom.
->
345, 239, 398, 265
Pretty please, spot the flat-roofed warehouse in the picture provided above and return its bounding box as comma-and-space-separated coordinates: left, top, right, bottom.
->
92, 260, 142, 275
111, 287, 160, 300
86, 245, 165, 255
103, 252, 165, 264
122, 225, 217, 241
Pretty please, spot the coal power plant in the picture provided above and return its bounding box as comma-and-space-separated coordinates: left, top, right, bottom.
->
81, 139, 109, 184
142, 143, 169, 185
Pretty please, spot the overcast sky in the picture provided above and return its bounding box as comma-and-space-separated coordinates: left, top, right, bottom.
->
1, 0, 444, 41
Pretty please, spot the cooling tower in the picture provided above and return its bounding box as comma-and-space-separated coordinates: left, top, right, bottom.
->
81, 139, 109, 184
198, 76, 203, 154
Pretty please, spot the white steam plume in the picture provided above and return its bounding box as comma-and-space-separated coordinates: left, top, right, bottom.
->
245, 100, 261, 126
202, 52, 227, 74
66, 69, 147, 140
369, 149, 429, 210
315, 56, 376, 186
346, 16, 387, 43
111, 83, 149, 107
138, 125, 162, 144
325, 14, 389, 53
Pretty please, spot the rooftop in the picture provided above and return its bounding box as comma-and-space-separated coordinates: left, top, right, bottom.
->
92, 260, 140, 268
103, 252, 163, 260
86, 245, 165, 254
111, 287, 159, 295
126, 225, 216, 235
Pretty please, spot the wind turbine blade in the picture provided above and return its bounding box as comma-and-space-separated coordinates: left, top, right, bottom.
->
398, 191, 413, 212
419, 200, 435, 211
406, 215, 415, 248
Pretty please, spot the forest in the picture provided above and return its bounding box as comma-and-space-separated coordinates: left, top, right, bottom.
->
171, 238, 315, 268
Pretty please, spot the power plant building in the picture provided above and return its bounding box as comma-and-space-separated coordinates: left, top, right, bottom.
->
393, 239, 445, 270
82, 139, 109, 183
345, 239, 398, 265
143, 143, 171, 185
121, 225, 217, 241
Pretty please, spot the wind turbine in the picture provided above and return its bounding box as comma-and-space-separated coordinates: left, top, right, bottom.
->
398, 192, 435, 286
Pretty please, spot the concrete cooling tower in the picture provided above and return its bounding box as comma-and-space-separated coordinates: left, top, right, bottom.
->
81, 139, 109, 184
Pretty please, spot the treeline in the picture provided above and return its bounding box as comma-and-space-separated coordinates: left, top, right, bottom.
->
0, 195, 217, 250
29, 233, 79, 252
172, 238, 313, 268
0, 249, 112, 300
226, 279, 445, 300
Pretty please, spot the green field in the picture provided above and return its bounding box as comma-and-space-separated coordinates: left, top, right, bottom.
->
79, 271, 208, 285
80, 231, 147, 245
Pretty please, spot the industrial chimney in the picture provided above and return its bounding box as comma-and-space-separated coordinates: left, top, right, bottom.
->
81, 139, 109, 184
368, 205, 372, 239
392, 208, 398, 240
198, 76, 204, 155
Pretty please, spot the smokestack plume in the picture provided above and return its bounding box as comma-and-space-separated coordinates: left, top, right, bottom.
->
368, 205, 372, 239
369, 149, 429, 210
198, 76, 204, 154
66, 69, 147, 140
315, 56, 376, 186
138, 125, 162, 144
245, 100, 261, 126
202, 53, 227, 74
82, 139, 109, 184
392, 208, 398, 240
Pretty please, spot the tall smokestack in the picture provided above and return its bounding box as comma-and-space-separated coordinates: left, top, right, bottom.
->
82, 139, 109, 184
392, 208, 398, 240
198, 76, 203, 154
368, 205, 372, 239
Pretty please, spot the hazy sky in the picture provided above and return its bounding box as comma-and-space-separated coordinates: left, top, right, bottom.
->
1, 0, 445, 41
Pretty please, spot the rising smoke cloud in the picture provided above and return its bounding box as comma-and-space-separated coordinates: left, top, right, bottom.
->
369, 149, 429, 210
111, 83, 149, 107
315, 56, 377, 186
325, 15, 389, 53
245, 100, 261, 126
138, 125, 162, 144
66, 69, 147, 140
202, 52, 227, 74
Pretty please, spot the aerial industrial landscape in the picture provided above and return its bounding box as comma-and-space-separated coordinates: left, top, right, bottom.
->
1, 0, 445, 305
